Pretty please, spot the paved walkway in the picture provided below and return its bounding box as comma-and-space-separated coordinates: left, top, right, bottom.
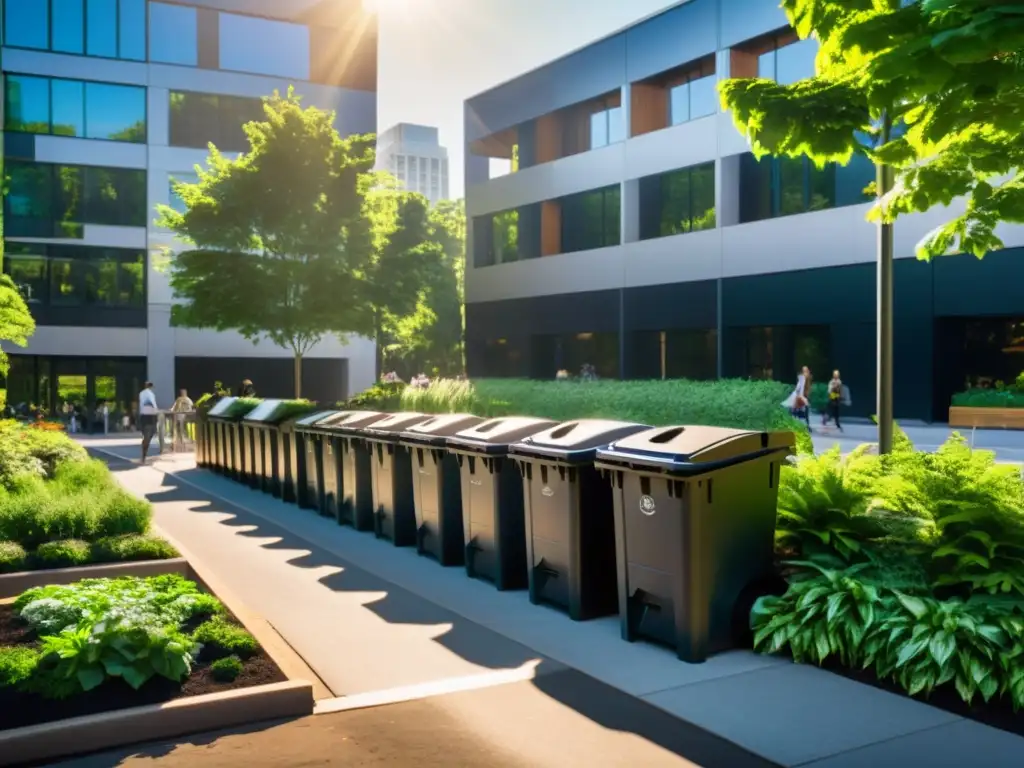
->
811, 421, 1024, 463
85, 439, 1024, 767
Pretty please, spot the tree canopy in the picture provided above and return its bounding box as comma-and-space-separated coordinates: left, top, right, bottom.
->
159, 90, 387, 396
719, 0, 1024, 260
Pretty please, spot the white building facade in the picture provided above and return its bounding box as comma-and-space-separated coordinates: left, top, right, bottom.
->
376, 122, 449, 205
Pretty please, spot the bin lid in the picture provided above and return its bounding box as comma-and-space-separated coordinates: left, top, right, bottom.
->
509, 419, 650, 464
292, 410, 341, 428
363, 412, 433, 441
242, 399, 286, 423
594, 425, 794, 474
447, 416, 558, 455
206, 397, 238, 417
398, 413, 486, 446
316, 410, 389, 434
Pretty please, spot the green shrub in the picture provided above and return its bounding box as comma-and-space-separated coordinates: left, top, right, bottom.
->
0, 646, 41, 688
343, 381, 404, 411
12, 574, 223, 697
222, 398, 262, 419
0, 421, 87, 482
93, 489, 152, 539
266, 399, 317, 423
51, 459, 116, 494
90, 534, 179, 563
0, 541, 28, 573
192, 616, 258, 659
951, 388, 1024, 408
394, 378, 813, 453
33, 539, 92, 568
210, 655, 244, 682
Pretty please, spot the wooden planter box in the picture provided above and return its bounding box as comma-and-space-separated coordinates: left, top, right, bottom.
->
949, 406, 1024, 430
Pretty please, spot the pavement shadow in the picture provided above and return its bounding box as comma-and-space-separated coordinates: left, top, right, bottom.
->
93, 449, 780, 767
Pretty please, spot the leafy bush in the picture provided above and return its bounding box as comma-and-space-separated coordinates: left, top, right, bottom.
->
0, 421, 87, 486
0, 541, 28, 573
90, 533, 179, 564
192, 616, 259, 660
93, 489, 152, 539
210, 655, 244, 682
951, 388, 1024, 408
33, 539, 92, 568
344, 381, 405, 411
0, 647, 40, 688
221, 398, 262, 419
393, 378, 813, 453
266, 399, 317, 423
10, 575, 225, 698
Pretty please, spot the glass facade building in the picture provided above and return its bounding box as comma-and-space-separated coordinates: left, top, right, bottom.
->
462, 0, 1024, 422
1, 0, 379, 410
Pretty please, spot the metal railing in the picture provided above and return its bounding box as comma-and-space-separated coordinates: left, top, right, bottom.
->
157, 410, 198, 454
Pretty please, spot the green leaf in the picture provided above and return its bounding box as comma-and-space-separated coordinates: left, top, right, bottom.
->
76, 666, 105, 692
895, 592, 929, 620
928, 631, 956, 667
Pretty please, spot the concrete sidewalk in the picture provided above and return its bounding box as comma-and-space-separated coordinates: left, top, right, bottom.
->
87, 439, 1024, 767
811, 421, 1024, 462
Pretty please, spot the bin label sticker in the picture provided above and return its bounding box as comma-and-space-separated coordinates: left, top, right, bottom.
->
541, 486, 554, 497
639, 495, 657, 516
470, 479, 483, 486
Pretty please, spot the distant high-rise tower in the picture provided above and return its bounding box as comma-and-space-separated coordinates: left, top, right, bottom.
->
376, 123, 449, 205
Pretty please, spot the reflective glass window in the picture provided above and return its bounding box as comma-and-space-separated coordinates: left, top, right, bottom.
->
86, 0, 118, 57
83, 166, 147, 226
218, 12, 310, 79
4, 75, 51, 134
5, 254, 48, 305
776, 38, 817, 85
669, 82, 690, 124
590, 111, 609, 149
5, 163, 54, 236
85, 82, 146, 142
149, 2, 198, 65
51, 80, 86, 137
778, 156, 806, 215
4, 0, 49, 50
168, 172, 200, 214
689, 75, 717, 119
757, 50, 775, 79
51, 0, 85, 53
690, 162, 716, 230
607, 106, 625, 144
118, 0, 146, 60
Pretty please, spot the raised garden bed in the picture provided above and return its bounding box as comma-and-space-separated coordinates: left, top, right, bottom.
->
0, 574, 287, 731
949, 405, 1024, 429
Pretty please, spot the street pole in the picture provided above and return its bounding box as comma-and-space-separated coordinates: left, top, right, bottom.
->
877, 112, 895, 454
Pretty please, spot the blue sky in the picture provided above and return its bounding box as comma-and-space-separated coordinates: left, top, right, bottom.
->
375, 0, 677, 199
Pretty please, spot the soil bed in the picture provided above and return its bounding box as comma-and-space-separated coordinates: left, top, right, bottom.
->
0, 603, 286, 730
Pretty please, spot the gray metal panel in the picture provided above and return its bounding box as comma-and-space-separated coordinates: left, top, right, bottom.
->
625, 0, 718, 83
719, 0, 789, 49
465, 34, 627, 142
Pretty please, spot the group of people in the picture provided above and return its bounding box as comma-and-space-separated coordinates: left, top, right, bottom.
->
788, 366, 848, 431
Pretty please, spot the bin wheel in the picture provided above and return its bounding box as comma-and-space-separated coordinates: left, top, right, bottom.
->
732, 574, 788, 648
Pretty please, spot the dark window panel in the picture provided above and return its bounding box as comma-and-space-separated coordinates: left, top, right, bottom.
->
560, 185, 620, 254
149, 2, 198, 66
84, 82, 146, 142
218, 12, 310, 79
638, 162, 716, 241
168, 91, 262, 152
690, 162, 716, 230
5, 0, 50, 50
5, 162, 54, 236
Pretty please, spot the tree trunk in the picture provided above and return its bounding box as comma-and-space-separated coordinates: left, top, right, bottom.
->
293, 352, 303, 399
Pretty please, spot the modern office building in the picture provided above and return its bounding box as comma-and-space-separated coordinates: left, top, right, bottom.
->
0, 0, 378, 412
376, 122, 449, 205
462, 0, 1024, 422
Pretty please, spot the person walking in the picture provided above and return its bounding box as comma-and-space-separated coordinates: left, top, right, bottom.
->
823, 369, 844, 431
791, 366, 812, 428
138, 381, 160, 463
237, 379, 256, 397
171, 389, 195, 450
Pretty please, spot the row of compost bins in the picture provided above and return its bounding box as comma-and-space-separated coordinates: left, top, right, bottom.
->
196, 401, 794, 664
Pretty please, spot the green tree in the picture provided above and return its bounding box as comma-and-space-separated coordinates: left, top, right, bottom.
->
384, 199, 466, 376
719, 0, 1024, 452
359, 187, 444, 378
156, 89, 376, 397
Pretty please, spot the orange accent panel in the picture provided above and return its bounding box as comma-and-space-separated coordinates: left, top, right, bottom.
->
730, 49, 759, 79
630, 82, 668, 137
541, 201, 562, 256
535, 114, 562, 164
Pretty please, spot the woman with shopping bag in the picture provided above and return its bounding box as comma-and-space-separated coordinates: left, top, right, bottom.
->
783, 367, 812, 427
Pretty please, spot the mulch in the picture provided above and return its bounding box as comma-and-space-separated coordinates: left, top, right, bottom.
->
0, 603, 286, 731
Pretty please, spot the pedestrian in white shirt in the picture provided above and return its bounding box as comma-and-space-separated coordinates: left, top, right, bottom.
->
139, 382, 159, 463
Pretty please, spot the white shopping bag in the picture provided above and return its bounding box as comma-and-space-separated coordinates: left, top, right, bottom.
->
781, 392, 798, 409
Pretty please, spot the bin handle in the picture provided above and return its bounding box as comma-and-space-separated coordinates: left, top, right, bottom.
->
465, 539, 481, 578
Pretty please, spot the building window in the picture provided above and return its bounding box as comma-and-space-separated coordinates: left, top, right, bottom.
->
668, 74, 717, 125
491, 209, 519, 265
588, 96, 624, 150
738, 152, 872, 223
639, 162, 716, 240
149, 1, 197, 66
757, 34, 817, 85
168, 172, 200, 214
218, 12, 310, 80
4, 74, 146, 142
4, 242, 145, 309
4, 161, 147, 237
168, 91, 264, 152
560, 185, 620, 254
4, 0, 146, 61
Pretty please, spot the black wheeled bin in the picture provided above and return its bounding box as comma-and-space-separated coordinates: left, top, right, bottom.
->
319, 411, 389, 529
205, 397, 238, 475
510, 419, 650, 621
281, 411, 339, 504
447, 417, 557, 590
399, 414, 485, 565
362, 413, 434, 546
593, 425, 794, 663
241, 399, 284, 490
294, 412, 342, 513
